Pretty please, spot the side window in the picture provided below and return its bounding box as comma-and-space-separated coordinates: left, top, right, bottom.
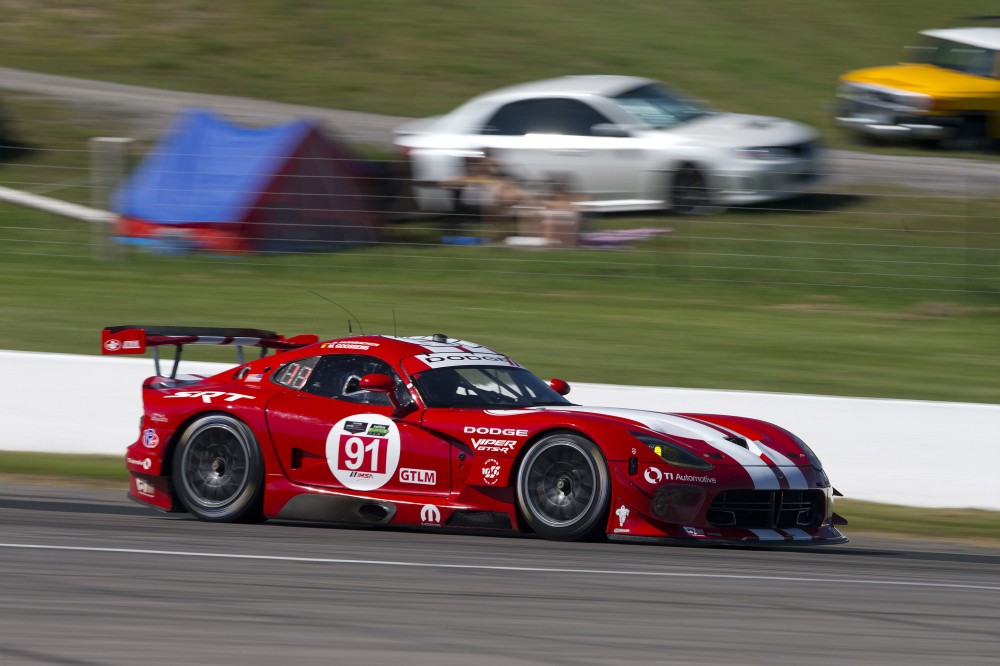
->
482, 98, 612, 136
272, 356, 320, 390
297, 354, 410, 407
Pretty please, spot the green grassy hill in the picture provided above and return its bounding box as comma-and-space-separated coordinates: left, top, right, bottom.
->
0, 1, 991, 133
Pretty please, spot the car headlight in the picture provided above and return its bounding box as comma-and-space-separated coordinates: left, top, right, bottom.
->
631, 432, 713, 471
791, 434, 824, 471
733, 146, 796, 161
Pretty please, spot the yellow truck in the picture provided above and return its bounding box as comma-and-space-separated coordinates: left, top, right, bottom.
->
835, 27, 1000, 147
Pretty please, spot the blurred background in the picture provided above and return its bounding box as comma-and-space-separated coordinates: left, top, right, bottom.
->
1, 0, 998, 405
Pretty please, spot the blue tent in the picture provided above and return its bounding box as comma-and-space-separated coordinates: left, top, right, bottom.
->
114, 109, 380, 252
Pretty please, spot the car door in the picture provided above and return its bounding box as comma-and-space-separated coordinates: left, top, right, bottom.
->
479, 97, 637, 202
265, 353, 451, 496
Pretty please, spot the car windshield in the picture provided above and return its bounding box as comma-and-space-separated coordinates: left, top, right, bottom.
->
412, 366, 572, 409
907, 37, 996, 77
610, 83, 712, 129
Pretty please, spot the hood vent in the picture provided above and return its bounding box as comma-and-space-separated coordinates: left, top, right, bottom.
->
724, 435, 749, 449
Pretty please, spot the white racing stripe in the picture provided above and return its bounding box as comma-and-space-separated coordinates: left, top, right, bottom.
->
749, 529, 785, 541
1, 543, 997, 592
549, 407, 782, 489
782, 528, 813, 541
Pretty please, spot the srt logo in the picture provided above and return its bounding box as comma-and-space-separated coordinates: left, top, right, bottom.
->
164, 391, 255, 404
420, 505, 441, 524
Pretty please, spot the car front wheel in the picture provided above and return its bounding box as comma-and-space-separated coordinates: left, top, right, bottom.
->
670, 165, 714, 215
172, 414, 264, 522
516, 433, 610, 541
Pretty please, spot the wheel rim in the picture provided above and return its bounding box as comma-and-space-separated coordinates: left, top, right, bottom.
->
522, 440, 598, 528
673, 169, 707, 213
178, 422, 251, 510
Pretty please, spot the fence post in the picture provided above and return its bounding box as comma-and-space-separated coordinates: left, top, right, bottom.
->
89, 136, 132, 259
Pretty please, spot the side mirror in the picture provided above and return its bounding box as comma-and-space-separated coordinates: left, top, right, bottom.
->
591, 123, 631, 138
548, 378, 571, 396
359, 373, 396, 392
359, 373, 414, 418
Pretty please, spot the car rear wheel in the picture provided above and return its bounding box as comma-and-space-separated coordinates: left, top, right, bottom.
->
172, 414, 264, 522
516, 433, 610, 541
670, 166, 713, 215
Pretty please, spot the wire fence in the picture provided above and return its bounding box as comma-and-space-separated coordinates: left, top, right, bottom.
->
2, 142, 999, 298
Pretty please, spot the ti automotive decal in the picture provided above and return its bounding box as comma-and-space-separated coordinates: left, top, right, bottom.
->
326, 413, 401, 491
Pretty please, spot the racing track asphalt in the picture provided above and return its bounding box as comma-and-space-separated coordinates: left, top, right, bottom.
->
4, 66, 1000, 198
0, 482, 997, 665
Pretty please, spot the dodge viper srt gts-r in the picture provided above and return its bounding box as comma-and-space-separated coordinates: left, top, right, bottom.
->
103, 326, 848, 545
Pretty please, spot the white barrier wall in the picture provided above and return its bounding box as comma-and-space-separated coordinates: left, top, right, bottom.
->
1, 350, 997, 510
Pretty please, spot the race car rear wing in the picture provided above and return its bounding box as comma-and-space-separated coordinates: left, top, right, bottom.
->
101, 325, 319, 378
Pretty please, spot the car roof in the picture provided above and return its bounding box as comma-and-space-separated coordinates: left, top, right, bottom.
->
921, 27, 1000, 51
308, 334, 517, 369
471, 75, 656, 102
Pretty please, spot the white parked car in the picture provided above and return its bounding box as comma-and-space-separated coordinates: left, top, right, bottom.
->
394, 75, 822, 214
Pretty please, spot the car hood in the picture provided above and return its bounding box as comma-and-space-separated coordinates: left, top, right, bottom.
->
652, 112, 816, 147
841, 63, 1000, 96
540, 406, 802, 466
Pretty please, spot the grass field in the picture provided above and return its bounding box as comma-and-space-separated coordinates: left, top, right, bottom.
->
0, 0, 993, 148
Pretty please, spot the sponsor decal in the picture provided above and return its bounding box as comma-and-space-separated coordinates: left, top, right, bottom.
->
149, 413, 169, 423
471, 438, 516, 453
326, 414, 401, 491
615, 504, 630, 527
400, 468, 436, 485
420, 504, 441, 525
343, 420, 368, 434
463, 426, 528, 437
644, 467, 665, 484
123, 340, 141, 349
103, 339, 121, 352
415, 353, 518, 369
673, 474, 716, 484
141, 429, 159, 449
164, 391, 255, 404
330, 341, 380, 350
481, 458, 501, 486
643, 467, 715, 484
127, 457, 152, 471
683, 526, 705, 537
134, 478, 155, 497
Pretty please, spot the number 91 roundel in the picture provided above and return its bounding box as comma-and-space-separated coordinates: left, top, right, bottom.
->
326, 414, 401, 491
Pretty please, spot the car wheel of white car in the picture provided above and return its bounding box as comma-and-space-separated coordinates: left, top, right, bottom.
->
516, 433, 610, 541
172, 414, 264, 522
670, 166, 713, 215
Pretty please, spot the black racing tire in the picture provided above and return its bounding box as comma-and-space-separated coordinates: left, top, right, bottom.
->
171, 414, 264, 522
515, 432, 610, 541
670, 165, 714, 215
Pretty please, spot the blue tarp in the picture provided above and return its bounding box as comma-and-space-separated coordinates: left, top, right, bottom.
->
114, 109, 312, 224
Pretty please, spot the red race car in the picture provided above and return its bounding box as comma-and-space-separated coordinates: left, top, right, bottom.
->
103, 326, 848, 545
